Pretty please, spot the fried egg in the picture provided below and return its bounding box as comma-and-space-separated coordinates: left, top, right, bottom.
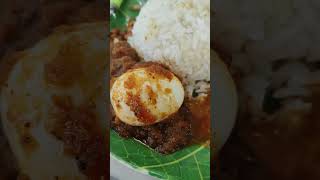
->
0, 23, 107, 180
212, 50, 238, 151
111, 64, 184, 126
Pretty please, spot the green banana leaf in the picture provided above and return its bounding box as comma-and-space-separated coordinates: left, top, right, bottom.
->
110, 1, 210, 179
110, 0, 141, 30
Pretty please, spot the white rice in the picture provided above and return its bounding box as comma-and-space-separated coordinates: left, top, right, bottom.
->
128, 0, 210, 97
213, 0, 320, 62
213, 0, 320, 120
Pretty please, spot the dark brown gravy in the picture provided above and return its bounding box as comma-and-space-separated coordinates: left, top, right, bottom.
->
187, 94, 211, 144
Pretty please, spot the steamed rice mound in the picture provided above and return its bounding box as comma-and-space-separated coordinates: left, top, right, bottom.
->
128, 0, 210, 97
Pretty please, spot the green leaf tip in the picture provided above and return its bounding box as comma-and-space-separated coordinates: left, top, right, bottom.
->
111, 0, 124, 8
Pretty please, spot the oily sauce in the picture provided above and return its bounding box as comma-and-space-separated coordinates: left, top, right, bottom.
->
187, 95, 211, 144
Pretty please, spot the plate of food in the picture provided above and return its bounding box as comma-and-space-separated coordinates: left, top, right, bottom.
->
110, 0, 237, 179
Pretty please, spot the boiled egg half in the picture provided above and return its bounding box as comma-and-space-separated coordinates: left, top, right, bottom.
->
0, 22, 107, 180
111, 64, 184, 126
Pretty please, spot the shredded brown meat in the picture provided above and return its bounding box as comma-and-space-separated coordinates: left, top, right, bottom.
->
112, 107, 192, 154
49, 95, 106, 178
